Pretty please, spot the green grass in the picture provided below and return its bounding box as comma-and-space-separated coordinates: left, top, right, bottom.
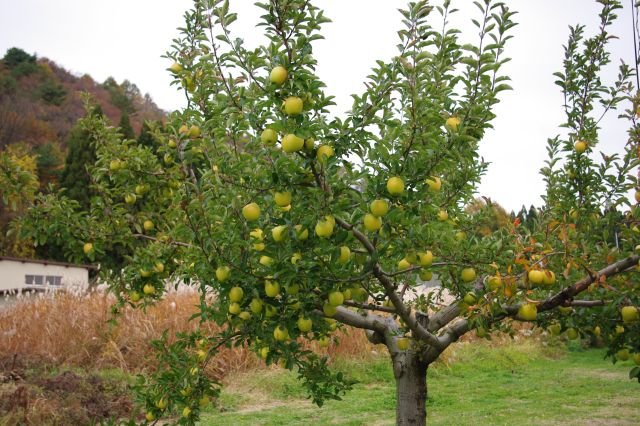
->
200, 340, 640, 426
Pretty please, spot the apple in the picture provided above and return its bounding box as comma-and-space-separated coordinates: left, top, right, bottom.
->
271, 225, 288, 242
281, 133, 304, 153
317, 145, 334, 162
297, 317, 313, 332
228, 302, 241, 315
517, 303, 537, 321
621, 305, 639, 323
274, 191, 292, 207
285, 284, 300, 295
169, 62, 182, 73
463, 292, 476, 305
487, 276, 502, 290
565, 328, 579, 340
140, 269, 152, 278
294, 224, 309, 240
130, 291, 141, 302
437, 210, 449, 221
216, 266, 230, 282
156, 398, 168, 410
548, 323, 562, 336
542, 270, 556, 285
318, 336, 330, 347
370, 199, 389, 217
351, 287, 367, 302
633, 353, 640, 365
265, 304, 277, 318
143, 284, 156, 295
273, 325, 289, 341
574, 140, 587, 153
636, 191, 640, 203
146, 412, 155, 421
229, 286, 244, 302
265, 280, 280, 297
616, 325, 625, 334
328, 291, 344, 307
425, 176, 442, 191
124, 193, 136, 204
387, 176, 405, 195
250, 228, 264, 240
259, 347, 270, 359
143, 220, 155, 231
593, 326, 601, 337
199, 396, 210, 408
616, 348, 630, 361
289, 252, 301, 264
242, 202, 261, 221
283, 96, 303, 115
253, 243, 266, 251
418, 251, 433, 267
83, 242, 93, 255
528, 269, 544, 285
398, 258, 411, 271
188, 125, 201, 138
304, 137, 315, 150
455, 231, 466, 241
315, 216, 335, 238
250, 298, 263, 314
109, 159, 122, 171
397, 337, 410, 351
445, 116, 461, 131
419, 270, 433, 281
167, 139, 177, 149
135, 184, 148, 195
182, 407, 191, 418
363, 213, 382, 232
261, 128, 278, 145
558, 306, 573, 315
259, 255, 273, 266
323, 303, 337, 317
461, 267, 476, 283
338, 246, 351, 264
270, 66, 287, 85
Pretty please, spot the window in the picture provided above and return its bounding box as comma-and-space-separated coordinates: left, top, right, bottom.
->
46, 276, 62, 286
34, 275, 43, 285
25, 275, 35, 285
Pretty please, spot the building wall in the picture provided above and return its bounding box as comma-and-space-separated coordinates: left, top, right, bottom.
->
0, 258, 89, 292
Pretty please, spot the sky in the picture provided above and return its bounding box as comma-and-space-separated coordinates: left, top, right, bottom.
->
0, 0, 637, 212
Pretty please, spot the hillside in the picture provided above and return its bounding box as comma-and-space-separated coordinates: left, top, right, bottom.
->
0, 47, 164, 150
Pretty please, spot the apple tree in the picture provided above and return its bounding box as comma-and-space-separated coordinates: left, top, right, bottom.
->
20, 0, 640, 424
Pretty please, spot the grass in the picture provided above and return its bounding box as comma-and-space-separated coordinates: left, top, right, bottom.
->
200, 340, 640, 426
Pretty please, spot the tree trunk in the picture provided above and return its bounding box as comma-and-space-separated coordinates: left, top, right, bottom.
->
393, 352, 428, 425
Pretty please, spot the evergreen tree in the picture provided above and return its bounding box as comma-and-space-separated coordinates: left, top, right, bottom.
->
118, 111, 135, 140
526, 205, 538, 230
59, 105, 103, 209
137, 120, 160, 151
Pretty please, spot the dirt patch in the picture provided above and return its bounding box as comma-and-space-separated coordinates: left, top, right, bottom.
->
0, 355, 135, 425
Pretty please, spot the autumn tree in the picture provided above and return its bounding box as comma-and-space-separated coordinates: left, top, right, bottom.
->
21, 1, 640, 425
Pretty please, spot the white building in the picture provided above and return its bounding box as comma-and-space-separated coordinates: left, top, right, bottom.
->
0, 256, 95, 293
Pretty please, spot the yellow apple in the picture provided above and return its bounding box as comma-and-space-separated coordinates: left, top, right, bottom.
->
274, 191, 292, 207
250, 228, 264, 240
397, 337, 410, 351
259, 255, 273, 266
124, 193, 136, 204
130, 291, 141, 302
621, 306, 639, 323
574, 140, 587, 153
156, 398, 168, 410
315, 216, 335, 238
281, 133, 304, 153
528, 269, 544, 285
419, 270, 433, 281
323, 303, 337, 317
487, 276, 502, 290
387, 176, 405, 196
259, 347, 270, 359
143, 284, 155, 295
425, 176, 441, 191
199, 396, 210, 408
228, 302, 241, 315
140, 269, 152, 278
216, 266, 230, 282
285, 283, 300, 295
593, 325, 601, 337
250, 298, 263, 314
445, 116, 461, 131
437, 210, 449, 221
398, 258, 411, 271
146, 412, 155, 421
318, 336, 330, 347
418, 251, 433, 267
143, 220, 155, 231
269, 66, 288, 85
188, 125, 201, 138
273, 325, 289, 341
328, 291, 344, 307
265, 280, 280, 297
338, 246, 351, 264
616, 348, 630, 361
253, 243, 266, 251
272, 225, 288, 242
229, 286, 244, 302
363, 213, 382, 232
261, 128, 278, 145
517, 303, 537, 321
283, 96, 303, 115
182, 407, 191, 418
455, 231, 466, 241
548, 323, 561, 336
633, 353, 640, 365
295, 224, 309, 240
565, 328, 579, 340
542, 270, 556, 285
616, 325, 625, 334
463, 292, 476, 305
83, 242, 94, 255
297, 317, 313, 332
242, 202, 261, 221
461, 267, 476, 283
370, 199, 389, 217
317, 145, 334, 162
169, 62, 182, 73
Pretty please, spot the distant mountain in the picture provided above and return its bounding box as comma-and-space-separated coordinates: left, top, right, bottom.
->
0, 47, 165, 150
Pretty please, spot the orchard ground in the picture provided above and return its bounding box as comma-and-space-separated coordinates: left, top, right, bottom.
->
0, 291, 638, 424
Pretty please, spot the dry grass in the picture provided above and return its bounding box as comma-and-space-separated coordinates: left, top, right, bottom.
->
0, 290, 375, 379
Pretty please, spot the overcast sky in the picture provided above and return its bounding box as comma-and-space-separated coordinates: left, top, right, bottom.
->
0, 1, 636, 212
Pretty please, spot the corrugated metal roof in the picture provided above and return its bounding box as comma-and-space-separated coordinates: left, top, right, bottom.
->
0, 256, 97, 270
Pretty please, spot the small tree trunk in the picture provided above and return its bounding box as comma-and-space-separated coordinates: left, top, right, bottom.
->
394, 352, 428, 425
